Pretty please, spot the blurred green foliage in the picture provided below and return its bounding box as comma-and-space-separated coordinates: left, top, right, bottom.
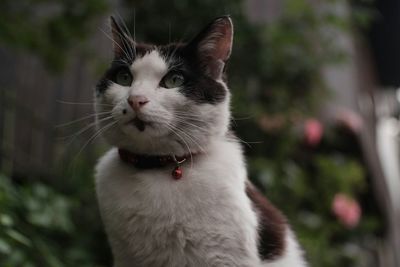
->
0, 175, 74, 266
0, 0, 382, 266
0, 156, 111, 267
0, 0, 107, 71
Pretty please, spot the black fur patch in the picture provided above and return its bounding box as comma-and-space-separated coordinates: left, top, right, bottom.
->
96, 43, 228, 105
96, 77, 111, 95
97, 16, 230, 104
96, 43, 155, 94
96, 61, 128, 94
158, 44, 227, 104
98, 16, 231, 105
246, 182, 288, 261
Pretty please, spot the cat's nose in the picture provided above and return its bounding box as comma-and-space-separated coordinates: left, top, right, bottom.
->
127, 95, 149, 111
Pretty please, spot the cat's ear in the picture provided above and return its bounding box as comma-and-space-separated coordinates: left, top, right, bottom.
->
110, 16, 135, 59
188, 16, 233, 80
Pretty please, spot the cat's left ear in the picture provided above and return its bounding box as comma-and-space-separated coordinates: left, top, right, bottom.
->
110, 16, 135, 59
188, 16, 233, 80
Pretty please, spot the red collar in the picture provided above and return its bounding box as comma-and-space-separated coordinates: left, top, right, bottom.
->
118, 149, 192, 180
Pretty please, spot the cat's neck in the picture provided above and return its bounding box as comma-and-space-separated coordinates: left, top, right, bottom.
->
116, 133, 233, 158
117, 137, 209, 157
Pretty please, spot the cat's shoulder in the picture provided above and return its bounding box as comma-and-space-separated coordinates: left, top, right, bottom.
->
95, 148, 119, 173
94, 148, 132, 188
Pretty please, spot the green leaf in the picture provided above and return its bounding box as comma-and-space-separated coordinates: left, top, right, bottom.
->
0, 239, 11, 254
5, 229, 31, 247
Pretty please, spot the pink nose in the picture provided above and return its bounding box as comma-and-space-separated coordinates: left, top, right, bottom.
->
127, 95, 149, 111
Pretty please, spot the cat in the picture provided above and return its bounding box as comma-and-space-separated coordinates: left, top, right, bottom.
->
94, 15, 307, 267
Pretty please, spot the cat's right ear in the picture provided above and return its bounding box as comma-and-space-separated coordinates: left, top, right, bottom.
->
187, 16, 233, 80
110, 16, 135, 59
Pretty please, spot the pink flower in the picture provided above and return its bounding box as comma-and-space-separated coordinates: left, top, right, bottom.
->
332, 193, 362, 228
304, 119, 323, 146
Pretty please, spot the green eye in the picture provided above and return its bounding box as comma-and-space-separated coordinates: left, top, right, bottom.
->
162, 73, 185, 88
115, 68, 133, 86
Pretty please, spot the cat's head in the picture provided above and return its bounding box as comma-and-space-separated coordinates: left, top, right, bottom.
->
95, 16, 233, 155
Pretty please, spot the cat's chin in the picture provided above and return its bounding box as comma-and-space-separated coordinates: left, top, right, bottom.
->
103, 125, 206, 156
111, 137, 203, 157
121, 121, 170, 138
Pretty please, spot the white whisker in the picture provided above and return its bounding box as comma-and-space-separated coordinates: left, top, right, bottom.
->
115, 12, 136, 59
100, 28, 133, 63
57, 100, 113, 107
59, 116, 113, 143
174, 114, 208, 123
163, 122, 194, 171
174, 118, 208, 133
170, 124, 207, 154
55, 111, 112, 128
73, 120, 118, 161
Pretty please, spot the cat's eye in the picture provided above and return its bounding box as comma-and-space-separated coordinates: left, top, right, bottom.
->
161, 73, 185, 89
115, 68, 133, 86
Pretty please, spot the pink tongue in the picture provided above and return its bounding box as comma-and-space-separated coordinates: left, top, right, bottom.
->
133, 118, 145, 131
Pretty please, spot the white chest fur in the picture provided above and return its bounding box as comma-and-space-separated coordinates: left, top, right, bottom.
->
95, 140, 261, 267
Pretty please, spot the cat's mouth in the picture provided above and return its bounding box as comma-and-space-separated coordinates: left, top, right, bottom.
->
128, 117, 149, 132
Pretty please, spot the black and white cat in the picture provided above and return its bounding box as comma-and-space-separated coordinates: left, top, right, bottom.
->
94, 16, 307, 267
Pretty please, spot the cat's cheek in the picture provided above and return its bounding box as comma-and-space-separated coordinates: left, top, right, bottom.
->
148, 125, 171, 137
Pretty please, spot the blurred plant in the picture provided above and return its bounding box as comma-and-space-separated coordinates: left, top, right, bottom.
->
0, 0, 108, 71
0, 174, 73, 266
0, 154, 110, 267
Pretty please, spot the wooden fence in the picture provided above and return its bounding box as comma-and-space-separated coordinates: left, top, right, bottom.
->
0, 26, 111, 178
